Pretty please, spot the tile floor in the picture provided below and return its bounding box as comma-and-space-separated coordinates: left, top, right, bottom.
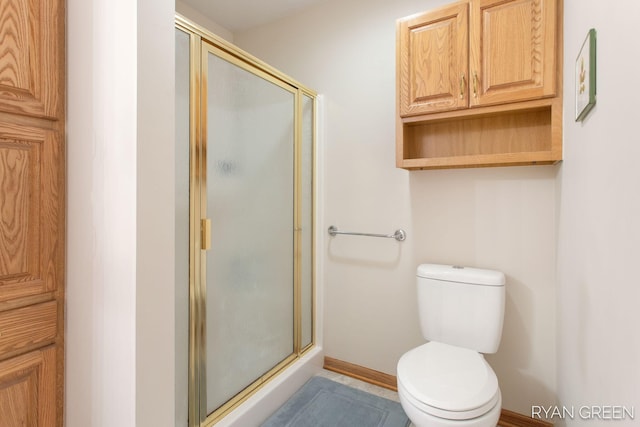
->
315, 369, 401, 402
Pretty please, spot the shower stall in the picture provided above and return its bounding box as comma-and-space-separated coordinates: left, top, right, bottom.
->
176, 16, 320, 427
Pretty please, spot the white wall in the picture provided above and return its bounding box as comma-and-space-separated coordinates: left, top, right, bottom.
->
556, 1, 640, 425
235, 0, 558, 415
175, 0, 234, 42
66, 0, 176, 425
137, 0, 176, 425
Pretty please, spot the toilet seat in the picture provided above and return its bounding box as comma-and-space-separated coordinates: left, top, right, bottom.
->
397, 342, 499, 420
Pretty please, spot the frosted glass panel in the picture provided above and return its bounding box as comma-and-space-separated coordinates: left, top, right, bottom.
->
205, 50, 295, 414
301, 94, 314, 348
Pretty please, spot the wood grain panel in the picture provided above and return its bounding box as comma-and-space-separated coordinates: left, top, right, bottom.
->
0, 122, 61, 303
470, 0, 557, 106
0, 0, 63, 120
0, 366, 32, 425
410, 20, 456, 101
0, 0, 32, 94
0, 346, 56, 426
0, 0, 64, 424
398, 1, 468, 116
0, 301, 56, 359
0, 136, 41, 279
485, 1, 534, 88
406, 108, 551, 159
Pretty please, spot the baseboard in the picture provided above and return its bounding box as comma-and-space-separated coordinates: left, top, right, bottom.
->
323, 356, 398, 391
323, 356, 553, 427
497, 409, 553, 427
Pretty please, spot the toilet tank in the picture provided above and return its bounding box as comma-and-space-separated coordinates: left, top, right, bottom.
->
417, 264, 505, 354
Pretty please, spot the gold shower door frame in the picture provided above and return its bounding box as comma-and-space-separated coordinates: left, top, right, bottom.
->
176, 16, 317, 427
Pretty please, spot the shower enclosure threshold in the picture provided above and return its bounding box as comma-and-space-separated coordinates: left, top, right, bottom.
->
214, 348, 323, 427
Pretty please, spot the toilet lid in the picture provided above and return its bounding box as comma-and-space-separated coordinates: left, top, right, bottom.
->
397, 342, 498, 413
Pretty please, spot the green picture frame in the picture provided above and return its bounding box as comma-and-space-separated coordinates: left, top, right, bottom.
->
575, 29, 597, 121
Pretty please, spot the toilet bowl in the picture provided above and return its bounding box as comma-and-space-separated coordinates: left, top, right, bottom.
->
397, 342, 501, 427
397, 264, 506, 427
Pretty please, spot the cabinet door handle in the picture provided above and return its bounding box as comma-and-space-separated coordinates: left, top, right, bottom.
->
459, 73, 466, 99
473, 71, 478, 98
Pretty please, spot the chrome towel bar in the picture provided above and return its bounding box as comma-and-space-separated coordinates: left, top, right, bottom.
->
327, 225, 406, 242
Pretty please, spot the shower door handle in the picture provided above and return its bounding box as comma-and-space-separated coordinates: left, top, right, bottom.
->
201, 218, 211, 250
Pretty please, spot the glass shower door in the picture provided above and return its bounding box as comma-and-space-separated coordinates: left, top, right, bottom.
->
203, 44, 297, 415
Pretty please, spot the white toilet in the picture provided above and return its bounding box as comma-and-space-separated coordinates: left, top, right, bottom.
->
397, 264, 506, 427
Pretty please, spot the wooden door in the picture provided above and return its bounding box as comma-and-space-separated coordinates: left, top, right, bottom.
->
469, 0, 557, 107
0, 0, 65, 425
397, 1, 469, 117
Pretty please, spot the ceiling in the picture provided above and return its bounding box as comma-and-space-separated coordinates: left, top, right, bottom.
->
180, 0, 327, 33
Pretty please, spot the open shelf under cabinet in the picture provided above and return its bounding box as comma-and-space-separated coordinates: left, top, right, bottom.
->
396, 99, 562, 170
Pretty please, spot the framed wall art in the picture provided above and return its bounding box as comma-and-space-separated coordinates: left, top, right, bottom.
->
575, 28, 597, 121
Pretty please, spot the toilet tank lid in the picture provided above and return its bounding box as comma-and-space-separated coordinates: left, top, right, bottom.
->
417, 264, 505, 287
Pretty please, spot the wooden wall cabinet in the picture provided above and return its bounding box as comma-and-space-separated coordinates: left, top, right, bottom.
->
396, 0, 562, 169
0, 0, 65, 425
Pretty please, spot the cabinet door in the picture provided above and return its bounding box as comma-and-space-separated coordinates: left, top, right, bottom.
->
0, 346, 57, 426
398, 2, 468, 116
0, 0, 64, 425
470, 0, 557, 106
